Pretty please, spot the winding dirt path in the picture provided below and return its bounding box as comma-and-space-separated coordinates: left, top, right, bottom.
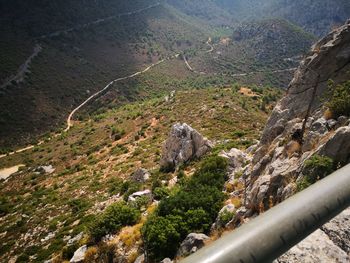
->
0, 54, 178, 160
205, 37, 214, 53
0, 44, 42, 88
65, 55, 177, 132
38, 3, 160, 39
184, 38, 298, 78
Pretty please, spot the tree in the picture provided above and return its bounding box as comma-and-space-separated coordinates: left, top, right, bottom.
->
89, 202, 140, 242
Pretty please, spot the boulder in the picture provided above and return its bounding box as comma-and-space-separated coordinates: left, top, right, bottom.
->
213, 204, 236, 229
219, 148, 248, 172
311, 118, 328, 134
134, 254, 145, 263
160, 123, 212, 171
131, 168, 150, 183
70, 245, 87, 263
127, 189, 152, 203
35, 165, 55, 174
160, 258, 173, 263
67, 232, 83, 246
177, 233, 209, 257
318, 126, 350, 163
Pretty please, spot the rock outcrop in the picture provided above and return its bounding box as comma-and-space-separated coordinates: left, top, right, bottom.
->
160, 123, 212, 171
177, 233, 209, 257
70, 245, 87, 263
131, 168, 150, 183
276, 208, 350, 263
127, 189, 152, 203
240, 21, 350, 262
244, 20, 350, 211
219, 148, 249, 173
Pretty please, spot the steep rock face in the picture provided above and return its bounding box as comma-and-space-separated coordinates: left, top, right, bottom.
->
244, 21, 350, 211
240, 20, 350, 263
160, 123, 212, 171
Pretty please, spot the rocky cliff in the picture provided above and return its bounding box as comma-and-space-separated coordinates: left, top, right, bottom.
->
240, 20, 350, 261
244, 19, 350, 211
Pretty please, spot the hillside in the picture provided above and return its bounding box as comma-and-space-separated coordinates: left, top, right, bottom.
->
214, 0, 350, 36
187, 19, 315, 87
0, 2, 349, 263
0, 2, 211, 149
0, 85, 282, 262
0, 1, 317, 150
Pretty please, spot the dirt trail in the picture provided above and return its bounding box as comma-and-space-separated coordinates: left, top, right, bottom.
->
65, 55, 177, 132
1, 44, 42, 88
38, 3, 160, 39
0, 54, 177, 160
205, 37, 214, 53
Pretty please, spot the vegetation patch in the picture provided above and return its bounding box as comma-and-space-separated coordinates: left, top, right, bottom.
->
142, 156, 227, 261
326, 80, 350, 118
297, 155, 334, 191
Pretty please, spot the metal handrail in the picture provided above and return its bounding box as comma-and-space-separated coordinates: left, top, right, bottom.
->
180, 164, 350, 263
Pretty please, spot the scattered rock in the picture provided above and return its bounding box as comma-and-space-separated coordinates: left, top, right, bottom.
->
336, 116, 349, 128
40, 232, 55, 243
326, 119, 337, 130
177, 233, 209, 257
128, 189, 152, 203
70, 245, 87, 263
134, 254, 145, 263
311, 118, 328, 134
131, 168, 150, 183
36, 165, 55, 174
67, 232, 83, 246
160, 123, 212, 171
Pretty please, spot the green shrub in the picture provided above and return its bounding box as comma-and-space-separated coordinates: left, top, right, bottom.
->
142, 156, 227, 261
142, 216, 182, 261
326, 80, 350, 117
218, 209, 235, 226
153, 187, 170, 201
122, 182, 141, 202
68, 198, 91, 213
62, 243, 79, 260
89, 202, 140, 242
297, 155, 334, 191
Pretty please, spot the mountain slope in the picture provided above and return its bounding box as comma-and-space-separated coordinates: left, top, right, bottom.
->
214, 0, 350, 36
0, 2, 211, 149
0, 85, 282, 262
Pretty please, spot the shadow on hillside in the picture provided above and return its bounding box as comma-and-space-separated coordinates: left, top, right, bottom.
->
0, 0, 166, 149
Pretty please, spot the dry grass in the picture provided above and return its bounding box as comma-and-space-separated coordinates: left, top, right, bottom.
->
285, 140, 301, 157
84, 247, 98, 262
323, 108, 333, 120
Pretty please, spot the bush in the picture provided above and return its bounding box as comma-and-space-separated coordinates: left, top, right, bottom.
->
297, 155, 334, 191
68, 198, 91, 213
122, 182, 141, 202
89, 202, 140, 242
218, 209, 235, 226
142, 156, 227, 261
326, 80, 350, 118
142, 216, 182, 261
153, 187, 170, 201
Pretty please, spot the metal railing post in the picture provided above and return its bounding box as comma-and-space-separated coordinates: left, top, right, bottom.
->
180, 164, 350, 263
